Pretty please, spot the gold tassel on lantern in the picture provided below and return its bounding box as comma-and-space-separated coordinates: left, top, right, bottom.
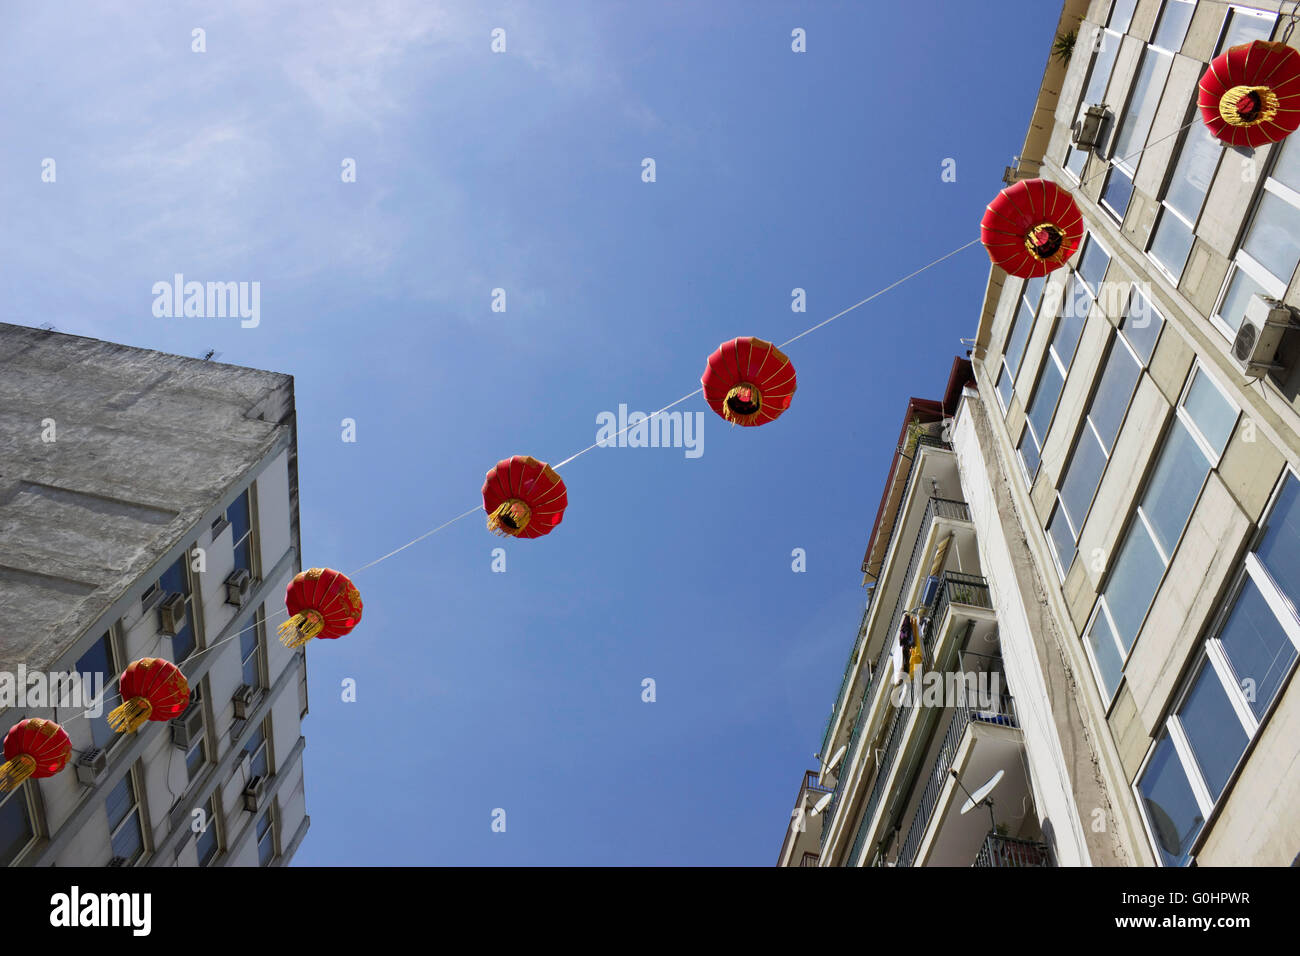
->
278, 609, 325, 649
108, 697, 154, 734
0, 755, 36, 792
487, 499, 532, 537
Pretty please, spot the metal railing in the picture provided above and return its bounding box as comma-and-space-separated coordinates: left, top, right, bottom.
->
820, 601, 874, 755
802, 770, 832, 795
974, 832, 1054, 867
799, 852, 820, 867
845, 694, 916, 866
895, 689, 1018, 868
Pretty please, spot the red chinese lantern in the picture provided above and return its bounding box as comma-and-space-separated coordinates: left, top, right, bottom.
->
482, 455, 568, 538
701, 337, 797, 426
278, 568, 363, 648
1, 719, 71, 792
1199, 40, 1300, 148
980, 178, 1085, 278
108, 658, 191, 734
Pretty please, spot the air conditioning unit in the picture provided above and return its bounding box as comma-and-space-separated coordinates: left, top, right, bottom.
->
243, 776, 265, 812
232, 684, 256, 720
106, 856, 129, 867
158, 592, 186, 636
76, 748, 108, 785
1234, 295, 1300, 379
170, 701, 204, 748
224, 568, 252, 607
1071, 104, 1108, 151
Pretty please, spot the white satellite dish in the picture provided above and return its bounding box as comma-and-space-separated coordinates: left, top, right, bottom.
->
824, 744, 847, 773
960, 769, 1004, 815
809, 792, 833, 817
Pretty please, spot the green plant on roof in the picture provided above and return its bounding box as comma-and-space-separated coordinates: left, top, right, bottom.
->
1053, 30, 1077, 65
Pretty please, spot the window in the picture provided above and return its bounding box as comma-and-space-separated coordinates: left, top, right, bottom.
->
1018, 246, 1108, 475
995, 282, 1041, 412
0, 787, 35, 866
228, 489, 254, 576
1103, 48, 1173, 219
76, 633, 118, 752
156, 556, 198, 662
185, 734, 207, 783
195, 796, 219, 866
106, 769, 145, 865
257, 804, 278, 866
1151, 0, 1194, 53
1148, 122, 1223, 278
244, 722, 270, 780
1215, 137, 1300, 334
1108, 0, 1138, 34
1216, 7, 1275, 55
1065, 14, 1125, 179
1017, 423, 1041, 480
1082, 363, 1237, 701
241, 612, 264, 689
1047, 294, 1157, 576
1136, 471, 1300, 865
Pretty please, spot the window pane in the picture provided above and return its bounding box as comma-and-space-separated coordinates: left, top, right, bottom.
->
1218, 575, 1298, 722
1138, 733, 1204, 866
1270, 138, 1300, 195
1061, 428, 1107, 533
111, 810, 143, 863
1024, 274, 1045, 310
259, 831, 275, 866
106, 776, 133, 830
1005, 301, 1035, 377
1048, 503, 1077, 574
0, 792, 33, 866
1154, 0, 1194, 51
1027, 359, 1065, 448
1120, 289, 1163, 362
1065, 146, 1087, 179
1089, 341, 1141, 450
1166, 127, 1221, 220
1078, 241, 1111, 297
1109, 0, 1138, 33
1182, 368, 1236, 458
997, 365, 1013, 410
1105, 520, 1164, 650
197, 818, 218, 866
160, 558, 189, 597
1150, 208, 1195, 277
1114, 54, 1170, 163
76, 636, 116, 751
1243, 190, 1300, 284
1256, 476, 1300, 620
1219, 11, 1275, 54
1176, 663, 1249, 799
1102, 166, 1134, 217
1055, 277, 1091, 363
1142, 419, 1210, 557
1018, 426, 1040, 477
1087, 606, 1126, 698
1217, 266, 1267, 333
1085, 28, 1122, 104
186, 738, 206, 780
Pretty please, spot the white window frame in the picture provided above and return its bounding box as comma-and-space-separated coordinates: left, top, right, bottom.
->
1134, 466, 1300, 865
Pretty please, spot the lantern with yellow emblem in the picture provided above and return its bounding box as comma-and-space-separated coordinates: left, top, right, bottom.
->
0, 718, 72, 792
108, 658, 191, 734
278, 568, 363, 648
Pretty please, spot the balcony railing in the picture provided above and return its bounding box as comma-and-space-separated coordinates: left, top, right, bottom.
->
895, 689, 1018, 868
799, 852, 820, 867
820, 601, 874, 755
845, 694, 917, 866
974, 832, 1054, 867
802, 770, 832, 795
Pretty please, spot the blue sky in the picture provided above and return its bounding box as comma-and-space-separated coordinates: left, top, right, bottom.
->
1, 1, 1061, 864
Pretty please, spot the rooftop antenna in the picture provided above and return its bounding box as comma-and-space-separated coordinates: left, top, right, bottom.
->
201, 349, 222, 362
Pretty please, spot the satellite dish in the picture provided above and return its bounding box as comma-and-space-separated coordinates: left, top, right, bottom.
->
825, 744, 847, 773
810, 792, 833, 817
961, 769, 1004, 815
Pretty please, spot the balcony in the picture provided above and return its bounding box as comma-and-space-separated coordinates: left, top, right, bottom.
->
894, 683, 1025, 868
799, 852, 820, 867
973, 832, 1054, 867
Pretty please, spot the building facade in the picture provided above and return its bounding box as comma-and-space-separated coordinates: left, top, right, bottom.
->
784, 0, 1300, 867
0, 323, 310, 866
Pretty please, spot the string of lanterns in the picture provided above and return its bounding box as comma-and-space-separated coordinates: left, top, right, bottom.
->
6, 39, 1299, 794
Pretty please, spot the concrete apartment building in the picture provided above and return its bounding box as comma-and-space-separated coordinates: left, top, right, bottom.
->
0, 322, 310, 866
783, 0, 1300, 867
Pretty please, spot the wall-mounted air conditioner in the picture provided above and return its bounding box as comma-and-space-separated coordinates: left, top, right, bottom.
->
76, 748, 108, 786
1071, 104, 1109, 151
1234, 294, 1299, 379
225, 568, 252, 607
232, 684, 256, 720
170, 701, 204, 748
158, 592, 186, 636
243, 776, 265, 812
